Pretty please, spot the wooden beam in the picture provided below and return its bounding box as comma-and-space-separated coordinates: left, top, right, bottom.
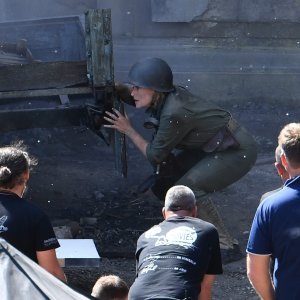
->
0, 106, 87, 131
0, 61, 89, 92
0, 87, 92, 100
85, 9, 114, 87
0, 52, 29, 65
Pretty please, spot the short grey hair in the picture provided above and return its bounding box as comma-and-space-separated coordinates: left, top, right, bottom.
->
164, 185, 196, 212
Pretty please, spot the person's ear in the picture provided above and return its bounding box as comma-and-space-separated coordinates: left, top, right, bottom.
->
191, 206, 197, 218
275, 162, 286, 176
162, 207, 166, 219
280, 153, 288, 169
23, 170, 30, 181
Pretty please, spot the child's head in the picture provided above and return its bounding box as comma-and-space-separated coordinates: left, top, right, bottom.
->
91, 275, 129, 300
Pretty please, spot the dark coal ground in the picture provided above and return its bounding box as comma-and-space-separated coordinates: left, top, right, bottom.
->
1, 100, 299, 299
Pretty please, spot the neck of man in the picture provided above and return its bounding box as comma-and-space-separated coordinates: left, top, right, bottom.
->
164, 210, 196, 220
285, 164, 300, 179
0, 184, 26, 198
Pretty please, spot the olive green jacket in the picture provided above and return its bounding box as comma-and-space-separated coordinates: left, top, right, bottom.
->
146, 86, 231, 165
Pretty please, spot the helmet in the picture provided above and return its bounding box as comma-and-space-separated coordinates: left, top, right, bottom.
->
128, 57, 174, 92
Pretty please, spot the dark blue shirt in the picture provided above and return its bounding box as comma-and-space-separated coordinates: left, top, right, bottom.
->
247, 175, 300, 300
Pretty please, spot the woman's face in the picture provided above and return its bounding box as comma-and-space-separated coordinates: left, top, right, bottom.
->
131, 86, 155, 109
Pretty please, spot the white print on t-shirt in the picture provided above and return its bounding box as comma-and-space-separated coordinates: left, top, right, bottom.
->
145, 225, 197, 249
145, 225, 162, 238
140, 261, 158, 274
143, 254, 196, 265
0, 215, 8, 233
140, 226, 198, 275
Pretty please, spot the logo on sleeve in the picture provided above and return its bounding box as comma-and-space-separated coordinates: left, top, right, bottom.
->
0, 216, 8, 233
43, 237, 58, 247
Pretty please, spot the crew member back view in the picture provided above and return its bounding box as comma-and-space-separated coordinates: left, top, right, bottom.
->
0, 142, 66, 282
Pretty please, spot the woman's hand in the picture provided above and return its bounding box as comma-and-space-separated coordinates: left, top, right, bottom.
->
103, 108, 134, 136
104, 108, 149, 157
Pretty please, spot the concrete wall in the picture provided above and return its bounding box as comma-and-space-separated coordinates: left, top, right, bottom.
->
95, 0, 300, 105
1, 0, 300, 104
2, 0, 300, 39
96, 0, 300, 39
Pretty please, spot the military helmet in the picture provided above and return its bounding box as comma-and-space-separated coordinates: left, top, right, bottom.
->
128, 57, 174, 92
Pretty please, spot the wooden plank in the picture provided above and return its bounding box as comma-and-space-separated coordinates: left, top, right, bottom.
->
0, 42, 16, 52
85, 9, 114, 87
0, 61, 89, 92
0, 40, 34, 61
0, 87, 92, 100
0, 106, 87, 131
0, 52, 29, 65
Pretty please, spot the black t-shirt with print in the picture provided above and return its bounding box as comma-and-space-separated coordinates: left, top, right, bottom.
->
0, 192, 60, 262
129, 216, 223, 300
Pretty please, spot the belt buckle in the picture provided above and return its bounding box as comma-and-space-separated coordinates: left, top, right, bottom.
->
227, 118, 238, 132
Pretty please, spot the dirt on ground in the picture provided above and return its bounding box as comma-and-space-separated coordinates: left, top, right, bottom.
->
62, 158, 277, 300
1, 99, 299, 299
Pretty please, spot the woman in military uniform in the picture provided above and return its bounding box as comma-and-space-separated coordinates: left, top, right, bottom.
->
104, 57, 257, 250
105, 57, 256, 196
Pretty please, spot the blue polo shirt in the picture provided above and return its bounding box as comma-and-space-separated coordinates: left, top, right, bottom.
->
247, 175, 300, 300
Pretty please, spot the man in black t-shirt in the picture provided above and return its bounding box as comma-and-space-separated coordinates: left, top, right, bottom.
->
0, 144, 66, 282
0, 192, 60, 263
128, 185, 223, 300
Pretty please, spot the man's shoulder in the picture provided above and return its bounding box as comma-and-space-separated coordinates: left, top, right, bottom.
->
166, 216, 218, 234
260, 185, 299, 208
0, 196, 43, 214
139, 216, 217, 236
184, 216, 217, 227
17, 199, 48, 220
195, 218, 220, 236
260, 187, 283, 203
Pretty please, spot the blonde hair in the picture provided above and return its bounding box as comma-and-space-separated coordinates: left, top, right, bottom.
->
150, 91, 166, 109
278, 123, 300, 168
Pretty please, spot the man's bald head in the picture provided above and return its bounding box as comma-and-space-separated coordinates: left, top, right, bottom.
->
164, 185, 196, 212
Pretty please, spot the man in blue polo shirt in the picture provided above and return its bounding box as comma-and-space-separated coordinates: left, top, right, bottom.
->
247, 122, 300, 300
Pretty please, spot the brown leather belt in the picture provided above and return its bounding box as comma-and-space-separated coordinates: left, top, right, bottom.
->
202, 118, 240, 153
227, 117, 239, 133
